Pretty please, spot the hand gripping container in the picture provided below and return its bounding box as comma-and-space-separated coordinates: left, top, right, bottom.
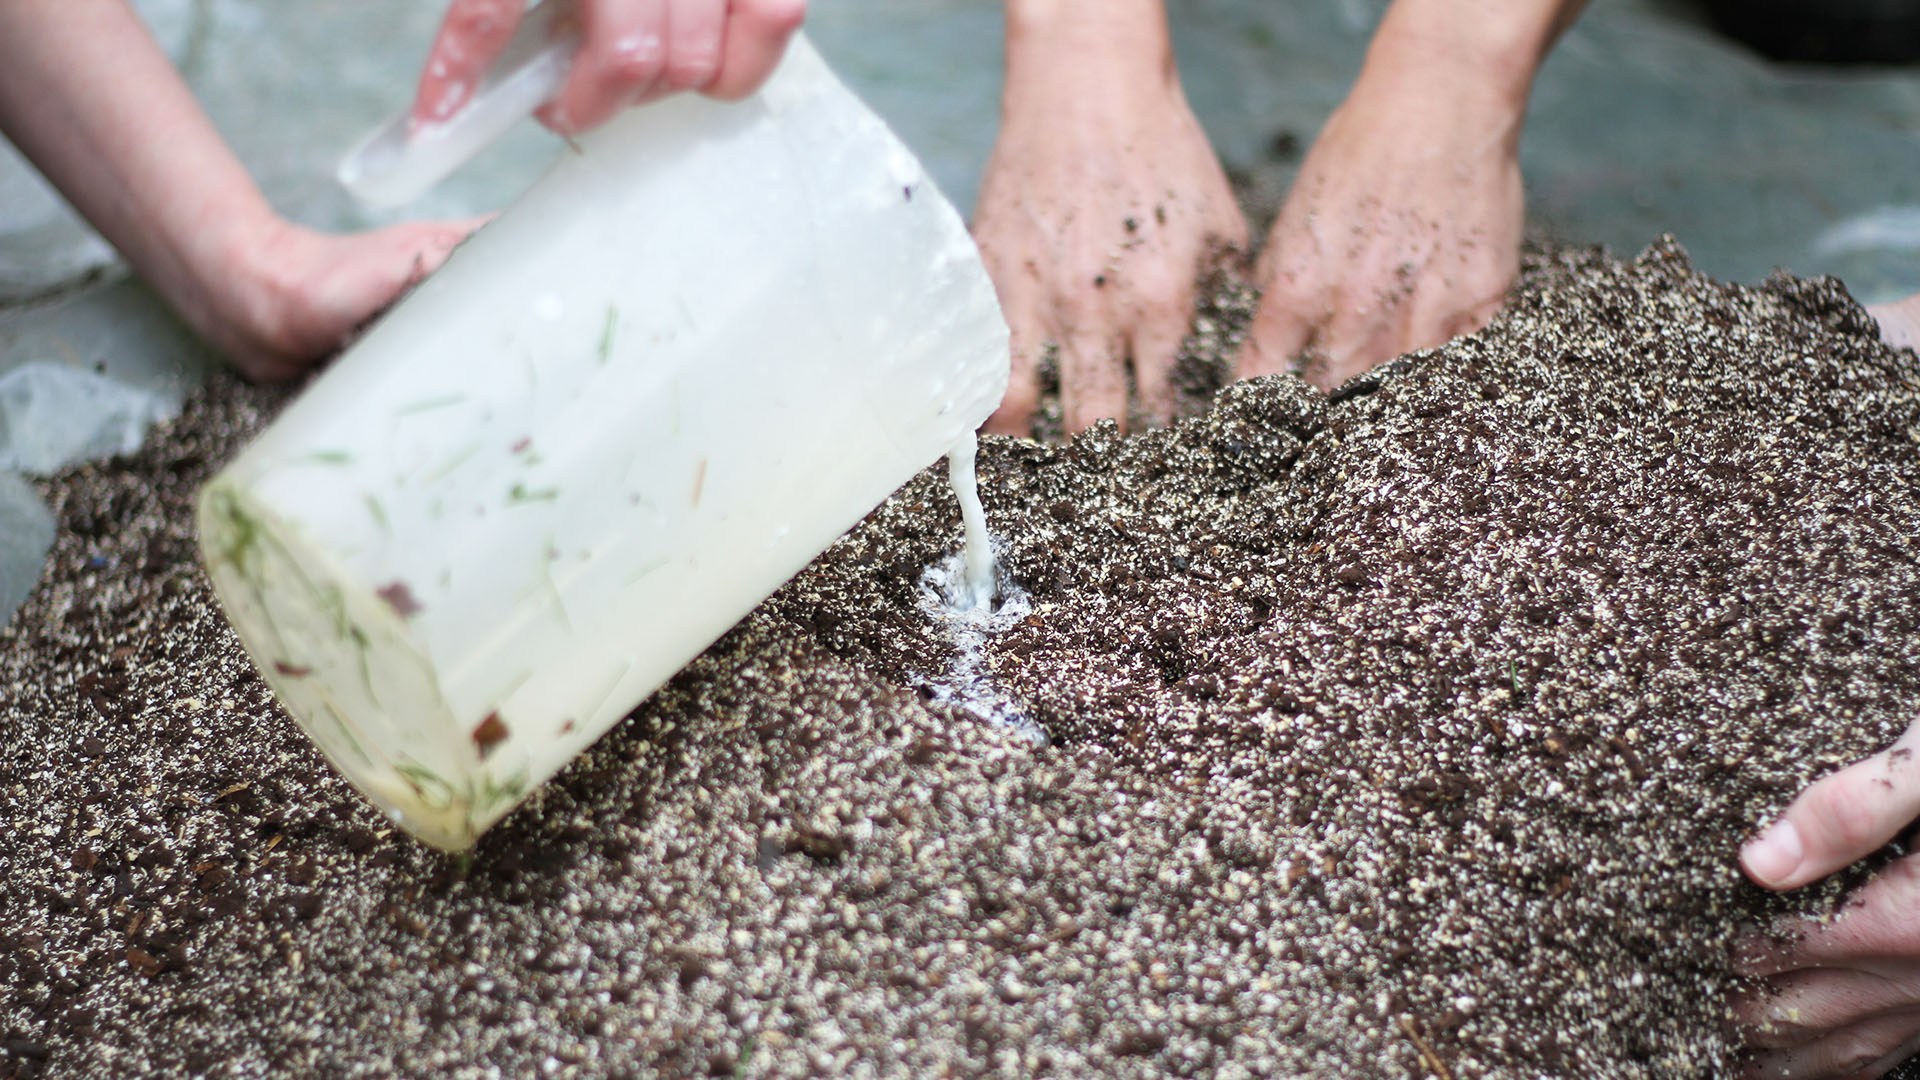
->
195, 35, 1009, 851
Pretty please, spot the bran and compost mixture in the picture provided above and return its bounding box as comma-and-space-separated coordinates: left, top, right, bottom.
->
4, 239, 1920, 1079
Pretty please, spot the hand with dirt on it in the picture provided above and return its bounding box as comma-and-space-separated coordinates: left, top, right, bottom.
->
413, 0, 808, 136
209, 217, 481, 382
1734, 719, 1920, 1079
1238, 0, 1588, 392
973, 0, 1247, 437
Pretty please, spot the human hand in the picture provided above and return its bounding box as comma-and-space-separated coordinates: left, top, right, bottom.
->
973, 0, 1246, 436
1238, 71, 1521, 391
202, 218, 478, 382
412, 0, 806, 136
1236, 0, 1589, 391
1734, 720, 1920, 1079
1239, 25, 1536, 390
0, 0, 481, 384
1868, 294, 1920, 352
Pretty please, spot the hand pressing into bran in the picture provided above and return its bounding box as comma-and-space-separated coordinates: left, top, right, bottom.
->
973, 0, 1246, 437
1237, 0, 1585, 392
1237, 45, 1521, 391
1736, 720, 1920, 1079
974, 0, 1589, 432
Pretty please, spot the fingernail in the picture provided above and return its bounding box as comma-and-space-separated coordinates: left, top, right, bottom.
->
1742, 819, 1803, 887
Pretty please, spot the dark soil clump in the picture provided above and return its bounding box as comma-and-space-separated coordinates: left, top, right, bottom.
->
4, 238, 1920, 1078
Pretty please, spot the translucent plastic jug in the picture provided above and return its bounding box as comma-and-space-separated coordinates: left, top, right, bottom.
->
196, 35, 1009, 851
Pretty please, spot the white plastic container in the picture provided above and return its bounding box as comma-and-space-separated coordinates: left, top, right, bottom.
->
197, 35, 1009, 851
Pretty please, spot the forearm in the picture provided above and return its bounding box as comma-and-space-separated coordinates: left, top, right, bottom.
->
0, 0, 272, 325
1363, 0, 1590, 109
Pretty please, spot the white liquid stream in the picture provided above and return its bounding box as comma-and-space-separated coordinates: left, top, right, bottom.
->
947, 434, 996, 609
910, 434, 1045, 746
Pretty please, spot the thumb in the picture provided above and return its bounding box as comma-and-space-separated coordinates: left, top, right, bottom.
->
346, 220, 477, 305
1741, 726, 1920, 891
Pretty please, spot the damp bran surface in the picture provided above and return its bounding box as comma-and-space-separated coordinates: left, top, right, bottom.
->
4, 240, 1920, 1078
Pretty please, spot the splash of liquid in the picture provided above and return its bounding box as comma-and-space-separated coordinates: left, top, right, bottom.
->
914, 547, 1046, 746
912, 434, 1044, 745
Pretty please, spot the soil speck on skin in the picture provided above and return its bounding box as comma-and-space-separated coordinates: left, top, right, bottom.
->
2, 238, 1918, 1078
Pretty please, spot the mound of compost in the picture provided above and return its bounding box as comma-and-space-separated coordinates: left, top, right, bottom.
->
4, 239, 1920, 1079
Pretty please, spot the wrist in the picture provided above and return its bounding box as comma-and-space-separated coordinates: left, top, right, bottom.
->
172, 201, 296, 362
1362, 0, 1577, 111
1003, 0, 1175, 93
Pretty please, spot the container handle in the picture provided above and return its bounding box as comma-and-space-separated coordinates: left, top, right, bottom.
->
338, 0, 578, 207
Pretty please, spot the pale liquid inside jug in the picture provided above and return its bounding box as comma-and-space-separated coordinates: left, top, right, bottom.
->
947, 434, 996, 609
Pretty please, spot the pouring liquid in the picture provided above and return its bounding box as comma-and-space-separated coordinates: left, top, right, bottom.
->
917, 432, 1045, 745
947, 434, 996, 609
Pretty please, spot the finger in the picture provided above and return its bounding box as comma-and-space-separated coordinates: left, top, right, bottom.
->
1403, 277, 1507, 357
1736, 855, 1920, 976
1738, 969, 1920, 1050
1741, 1010, 1920, 1080
1448, 289, 1507, 341
1403, 237, 1517, 352
363, 219, 482, 287
312, 221, 476, 336
1128, 288, 1192, 426
1742, 729, 1920, 891
705, 0, 807, 101
1129, 323, 1185, 427
1244, 210, 1381, 391
1858, 1028, 1920, 1079
543, 0, 669, 134
1314, 304, 1405, 391
659, 0, 730, 95
974, 217, 1043, 437
1237, 242, 1317, 382
226, 220, 479, 380
1059, 329, 1129, 435
1237, 295, 1315, 383
413, 0, 524, 126
398, 214, 488, 267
